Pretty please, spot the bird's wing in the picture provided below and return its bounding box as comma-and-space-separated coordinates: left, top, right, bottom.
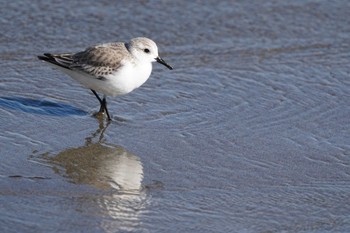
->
38, 42, 132, 78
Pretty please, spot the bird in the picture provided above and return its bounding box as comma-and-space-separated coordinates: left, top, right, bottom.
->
38, 37, 173, 120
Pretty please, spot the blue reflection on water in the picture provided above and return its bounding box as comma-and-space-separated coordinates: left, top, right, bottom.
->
0, 96, 87, 116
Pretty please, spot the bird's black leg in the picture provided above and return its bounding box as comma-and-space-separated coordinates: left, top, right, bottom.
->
91, 89, 103, 107
101, 96, 111, 121
91, 89, 111, 120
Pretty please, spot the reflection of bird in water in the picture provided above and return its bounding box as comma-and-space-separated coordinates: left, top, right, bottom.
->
46, 143, 143, 192
42, 120, 143, 192
38, 120, 148, 232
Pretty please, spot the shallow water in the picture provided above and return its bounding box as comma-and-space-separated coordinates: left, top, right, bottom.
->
1, 1, 350, 232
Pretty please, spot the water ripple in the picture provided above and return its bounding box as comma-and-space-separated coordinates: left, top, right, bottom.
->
0, 96, 86, 116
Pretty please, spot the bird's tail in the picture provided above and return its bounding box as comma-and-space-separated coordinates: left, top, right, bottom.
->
37, 53, 73, 69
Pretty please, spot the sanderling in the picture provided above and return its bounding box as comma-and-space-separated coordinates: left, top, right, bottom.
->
38, 37, 173, 120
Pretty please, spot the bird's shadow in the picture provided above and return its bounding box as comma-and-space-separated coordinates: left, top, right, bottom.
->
0, 96, 87, 116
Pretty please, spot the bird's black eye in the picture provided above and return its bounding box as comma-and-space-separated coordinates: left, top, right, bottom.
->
144, 48, 150, 53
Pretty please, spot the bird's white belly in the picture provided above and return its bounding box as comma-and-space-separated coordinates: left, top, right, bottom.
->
56, 63, 152, 97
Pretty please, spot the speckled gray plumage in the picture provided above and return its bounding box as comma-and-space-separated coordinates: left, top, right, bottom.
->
46, 42, 133, 78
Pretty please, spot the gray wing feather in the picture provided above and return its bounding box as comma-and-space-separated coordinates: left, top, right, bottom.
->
52, 42, 131, 78
71, 42, 131, 77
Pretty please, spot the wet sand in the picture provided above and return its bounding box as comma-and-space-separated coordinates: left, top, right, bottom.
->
1, 1, 350, 232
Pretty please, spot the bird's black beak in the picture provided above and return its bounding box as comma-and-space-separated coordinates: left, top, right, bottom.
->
156, 56, 173, 70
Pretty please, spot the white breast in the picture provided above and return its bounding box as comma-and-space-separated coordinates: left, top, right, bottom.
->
105, 62, 153, 96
